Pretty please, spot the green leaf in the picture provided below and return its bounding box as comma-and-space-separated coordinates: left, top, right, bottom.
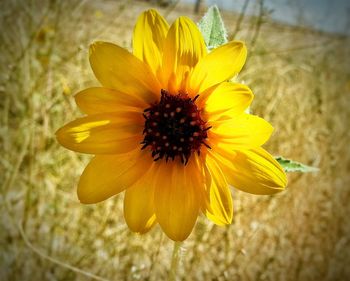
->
198, 5, 228, 50
275, 156, 319, 173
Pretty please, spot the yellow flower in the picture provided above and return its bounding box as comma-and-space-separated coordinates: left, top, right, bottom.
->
56, 9, 287, 241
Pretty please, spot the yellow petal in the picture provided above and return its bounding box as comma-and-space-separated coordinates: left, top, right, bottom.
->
154, 159, 201, 241
124, 167, 157, 234
211, 114, 274, 149
77, 150, 153, 204
190, 41, 247, 93
75, 87, 148, 115
162, 16, 207, 93
56, 112, 143, 154
89, 41, 161, 104
214, 147, 287, 195
203, 154, 233, 225
203, 82, 253, 119
133, 9, 169, 79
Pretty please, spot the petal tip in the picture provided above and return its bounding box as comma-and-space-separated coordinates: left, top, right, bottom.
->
145, 8, 159, 15
167, 232, 191, 242
89, 41, 105, 56
55, 126, 65, 144
77, 196, 97, 205
77, 188, 93, 204
207, 211, 233, 226
270, 163, 288, 191
125, 214, 156, 234
77, 181, 103, 205
233, 40, 248, 61
234, 40, 247, 50
89, 42, 97, 56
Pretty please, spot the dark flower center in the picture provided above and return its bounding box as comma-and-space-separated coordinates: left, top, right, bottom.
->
141, 89, 211, 164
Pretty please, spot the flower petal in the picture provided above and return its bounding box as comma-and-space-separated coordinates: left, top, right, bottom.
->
190, 41, 247, 93
133, 9, 169, 78
75, 87, 148, 115
77, 150, 153, 204
210, 114, 274, 149
124, 168, 157, 234
89, 41, 161, 104
214, 147, 287, 195
203, 154, 233, 225
55, 112, 143, 154
154, 159, 201, 241
202, 82, 253, 118
162, 16, 207, 93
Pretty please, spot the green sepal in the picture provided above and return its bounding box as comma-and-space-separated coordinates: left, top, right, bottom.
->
198, 5, 228, 50
275, 156, 319, 173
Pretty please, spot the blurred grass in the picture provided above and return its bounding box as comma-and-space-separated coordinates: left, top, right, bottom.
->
1, 0, 350, 280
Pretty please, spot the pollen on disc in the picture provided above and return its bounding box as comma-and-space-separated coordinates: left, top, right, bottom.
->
141, 89, 211, 164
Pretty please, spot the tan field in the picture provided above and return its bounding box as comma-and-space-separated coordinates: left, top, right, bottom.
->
1, 0, 350, 280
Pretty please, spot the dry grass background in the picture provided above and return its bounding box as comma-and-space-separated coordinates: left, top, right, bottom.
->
1, 0, 350, 280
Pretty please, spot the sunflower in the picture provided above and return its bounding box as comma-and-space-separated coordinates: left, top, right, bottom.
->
56, 9, 287, 241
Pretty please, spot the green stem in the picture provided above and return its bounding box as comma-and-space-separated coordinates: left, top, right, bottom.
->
169, 241, 182, 281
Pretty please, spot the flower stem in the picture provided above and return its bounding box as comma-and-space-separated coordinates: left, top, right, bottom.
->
169, 241, 182, 281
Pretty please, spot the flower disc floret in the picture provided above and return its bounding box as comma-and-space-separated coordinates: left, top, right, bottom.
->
141, 89, 211, 164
